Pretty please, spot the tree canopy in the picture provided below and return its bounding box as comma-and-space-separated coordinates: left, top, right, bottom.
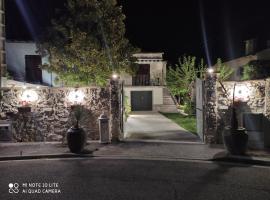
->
166, 55, 206, 103
37, 0, 138, 86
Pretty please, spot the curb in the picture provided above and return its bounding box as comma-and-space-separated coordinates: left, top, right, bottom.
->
211, 155, 270, 166
0, 153, 270, 167
0, 153, 93, 161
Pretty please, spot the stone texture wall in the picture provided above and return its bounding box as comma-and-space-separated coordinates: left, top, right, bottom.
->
204, 78, 268, 144
204, 74, 218, 143
213, 80, 270, 143
263, 78, 270, 147
0, 87, 110, 142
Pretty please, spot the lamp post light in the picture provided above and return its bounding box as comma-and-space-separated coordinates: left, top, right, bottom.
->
112, 73, 119, 80
207, 67, 214, 74
68, 90, 85, 104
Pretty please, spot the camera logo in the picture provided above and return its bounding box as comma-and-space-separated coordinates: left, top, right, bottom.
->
9, 183, 19, 194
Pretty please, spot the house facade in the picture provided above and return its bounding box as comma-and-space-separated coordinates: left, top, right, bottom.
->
218, 40, 270, 81
4, 43, 178, 112
121, 53, 178, 112
5, 41, 57, 86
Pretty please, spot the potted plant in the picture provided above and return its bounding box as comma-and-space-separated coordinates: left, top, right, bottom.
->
222, 83, 248, 155
67, 105, 86, 153
18, 101, 31, 113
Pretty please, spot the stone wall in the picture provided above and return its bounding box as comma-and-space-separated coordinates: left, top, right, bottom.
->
0, 87, 110, 142
203, 74, 218, 143
265, 79, 270, 146
203, 77, 270, 148
216, 80, 266, 143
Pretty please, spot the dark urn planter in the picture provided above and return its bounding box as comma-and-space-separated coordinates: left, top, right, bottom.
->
18, 106, 31, 113
67, 127, 86, 153
223, 126, 248, 155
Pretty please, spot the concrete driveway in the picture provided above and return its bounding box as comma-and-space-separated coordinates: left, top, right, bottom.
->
124, 112, 200, 142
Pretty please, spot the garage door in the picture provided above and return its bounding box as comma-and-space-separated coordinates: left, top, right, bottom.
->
131, 91, 152, 111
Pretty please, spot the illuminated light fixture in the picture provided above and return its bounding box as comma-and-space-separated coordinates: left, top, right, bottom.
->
36, 86, 40, 89
231, 84, 250, 102
68, 90, 85, 103
112, 73, 119, 79
21, 90, 39, 103
207, 68, 214, 74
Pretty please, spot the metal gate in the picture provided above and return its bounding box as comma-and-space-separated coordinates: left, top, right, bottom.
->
119, 81, 124, 134
196, 78, 204, 142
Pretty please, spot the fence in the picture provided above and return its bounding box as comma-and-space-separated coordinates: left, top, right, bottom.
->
0, 80, 121, 142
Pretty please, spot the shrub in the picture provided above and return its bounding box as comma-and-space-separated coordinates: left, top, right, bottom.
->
124, 95, 131, 121
183, 102, 195, 115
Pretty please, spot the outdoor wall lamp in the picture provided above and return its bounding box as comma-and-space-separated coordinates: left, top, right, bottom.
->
20, 89, 39, 103
207, 68, 214, 74
112, 73, 119, 80
231, 84, 250, 102
68, 90, 85, 104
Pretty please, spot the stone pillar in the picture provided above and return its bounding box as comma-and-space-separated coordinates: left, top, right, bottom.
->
204, 73, 218, 144
0, 0, 6, 87
109, 78, 120, 142
264, 78, 270, 147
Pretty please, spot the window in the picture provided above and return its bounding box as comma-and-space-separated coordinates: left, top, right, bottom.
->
132, 64, 150, 86
25, 55, 42, 83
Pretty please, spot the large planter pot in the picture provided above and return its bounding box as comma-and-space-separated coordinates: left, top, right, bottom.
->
18, 106, 31, 113
223, 127, 248, 155
67, 127, 86, 153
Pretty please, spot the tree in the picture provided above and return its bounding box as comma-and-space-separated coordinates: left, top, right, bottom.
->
37, 0, 138, 86
216, 58, 234, 82
166, 55, 206, 105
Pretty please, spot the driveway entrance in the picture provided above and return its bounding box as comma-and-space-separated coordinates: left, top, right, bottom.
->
124, 112, 200, 142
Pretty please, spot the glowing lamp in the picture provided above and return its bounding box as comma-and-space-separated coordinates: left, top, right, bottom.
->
231, 84, 250, 102
68, 90, 85, 103
112, 73, 119, 79
207, 68, 214, 74
21, 90, 39, 103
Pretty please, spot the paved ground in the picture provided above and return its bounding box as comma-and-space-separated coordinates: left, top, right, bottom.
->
1, 141, 270, 164
0, 141, 223, 160
0, 158, 270, 200
124, 112, 200, 142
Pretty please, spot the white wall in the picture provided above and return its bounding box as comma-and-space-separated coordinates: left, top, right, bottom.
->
150, 61, 166, 85
120, 72, 132, 85
6, 42, 38, 81
6, 41, 57, 86
124, 86, 164, 111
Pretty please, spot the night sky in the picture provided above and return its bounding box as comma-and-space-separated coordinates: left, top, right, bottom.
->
5, 0, 270, 65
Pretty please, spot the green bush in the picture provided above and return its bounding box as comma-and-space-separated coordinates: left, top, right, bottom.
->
241, 63, 270, 80
183, 102, 195, 115
124, 95, 131, 121
241, 64, 256, 80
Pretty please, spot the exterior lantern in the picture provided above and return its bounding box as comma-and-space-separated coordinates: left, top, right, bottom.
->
231, 84, 250, 102
68, 90, 85, 104
112, 73, 119, 80
20, 89, 39, 103
207, 68, 214, 74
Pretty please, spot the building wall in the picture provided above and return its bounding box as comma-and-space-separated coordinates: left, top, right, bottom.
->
5, 42, 57, 86
124, 86, 164, 111
120, 61, 167, 86
257, 49, 270, 60
221, 55, 257, 81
